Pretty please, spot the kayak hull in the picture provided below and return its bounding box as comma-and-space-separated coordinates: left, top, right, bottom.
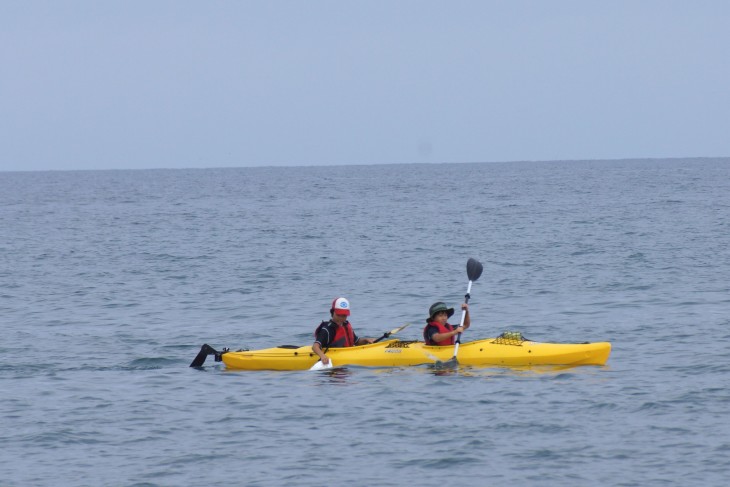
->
220, 338, 611, 371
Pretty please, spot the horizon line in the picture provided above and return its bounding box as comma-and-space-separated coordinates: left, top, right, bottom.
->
2, 155, 728, 174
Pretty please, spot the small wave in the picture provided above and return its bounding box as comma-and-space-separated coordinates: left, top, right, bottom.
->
126, 357, 181, 369
26, 428, 103, 446
571, 249, 603, 256
636, 401, 672, 413
222, 288, 256, 295
517, 448, 566, 460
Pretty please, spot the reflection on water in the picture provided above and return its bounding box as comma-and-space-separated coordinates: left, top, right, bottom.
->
212, 360, 609, 381
314, 366, 354, 385
429, 359, 459, 376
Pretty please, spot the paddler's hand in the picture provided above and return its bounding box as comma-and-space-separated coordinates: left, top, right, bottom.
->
454, 326, 465, 334
320, 356, 330, 365
461, 303, 470, 330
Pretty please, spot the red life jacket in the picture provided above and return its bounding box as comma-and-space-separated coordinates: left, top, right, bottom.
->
315, 320, 356, 348
423, 321, 455, 346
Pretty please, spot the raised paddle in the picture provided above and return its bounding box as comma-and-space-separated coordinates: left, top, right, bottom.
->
309, 323, 411, 370
452, 258, 483, 360
435, 258, 483, 366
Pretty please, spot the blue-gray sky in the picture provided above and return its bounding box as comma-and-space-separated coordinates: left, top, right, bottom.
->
2, 1, 729, 171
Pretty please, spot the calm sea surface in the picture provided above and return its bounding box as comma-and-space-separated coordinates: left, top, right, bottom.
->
1, 159, 729, 486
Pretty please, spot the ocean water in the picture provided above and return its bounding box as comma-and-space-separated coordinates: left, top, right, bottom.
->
1, 159, 729, 486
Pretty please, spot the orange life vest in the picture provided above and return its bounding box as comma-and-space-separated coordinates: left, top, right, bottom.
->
315, 320, 356, 348
423, 321, 455, 346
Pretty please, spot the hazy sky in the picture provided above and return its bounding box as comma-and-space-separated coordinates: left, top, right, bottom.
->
2, 1, 729, 171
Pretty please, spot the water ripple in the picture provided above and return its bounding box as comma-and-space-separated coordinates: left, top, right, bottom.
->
2, 161, 730, 486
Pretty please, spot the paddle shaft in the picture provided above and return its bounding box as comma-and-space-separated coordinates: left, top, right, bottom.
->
451, 280, 473, 359
373, 333, 393, 343
373, 323, 410, 343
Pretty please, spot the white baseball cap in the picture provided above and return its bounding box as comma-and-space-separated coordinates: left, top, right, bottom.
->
331, 297, 351, 316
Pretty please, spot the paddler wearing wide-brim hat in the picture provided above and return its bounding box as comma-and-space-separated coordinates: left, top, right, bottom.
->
423, 301, 470, 346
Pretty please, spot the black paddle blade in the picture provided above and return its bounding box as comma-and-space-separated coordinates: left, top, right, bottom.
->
467, 258, 483, 282
189, 343, 219, 367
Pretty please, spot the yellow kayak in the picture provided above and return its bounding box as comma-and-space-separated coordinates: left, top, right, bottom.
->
214, 336, 611, 371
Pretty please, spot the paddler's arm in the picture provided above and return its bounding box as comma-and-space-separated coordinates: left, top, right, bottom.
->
312, 342, 330, 365
461, 303, 470, 330
431, 327, 464, 343
355, 337, 374, 345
